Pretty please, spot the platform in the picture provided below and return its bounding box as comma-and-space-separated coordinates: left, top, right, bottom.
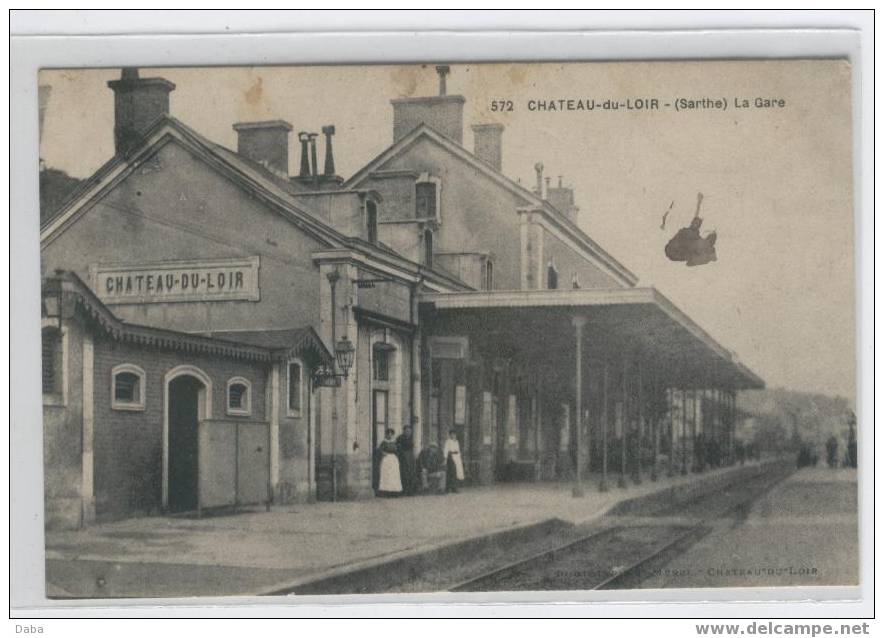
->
45, 461, 773, 598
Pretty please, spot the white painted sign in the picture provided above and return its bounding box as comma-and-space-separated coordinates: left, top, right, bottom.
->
90, 257, 260, 305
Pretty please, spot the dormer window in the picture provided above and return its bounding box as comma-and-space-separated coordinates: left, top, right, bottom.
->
423, 228, 434, 268
415, 174, 441, 222
366, 200, 378, 244
416, 182, 436, 219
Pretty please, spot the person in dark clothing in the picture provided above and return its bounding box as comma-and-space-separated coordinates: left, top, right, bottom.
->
443, 429, 464, 493
396, 425, 418, 495
417, 443, 446, 494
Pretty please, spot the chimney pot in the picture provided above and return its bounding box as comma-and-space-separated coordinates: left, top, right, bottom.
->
391, 66, 464, 143
298, 132, 311, 178
534, 162, 544, 196
471, 123, 504, 172
546, 177, 580, 222
321, 125, 336, 176
107, 67, 176, 155
308, 133, 319, 181
232, 120, 293, 175
435, 65, 451, 96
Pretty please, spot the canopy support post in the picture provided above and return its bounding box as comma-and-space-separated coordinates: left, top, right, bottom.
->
667, 386, 675, 478
618, 352, 628, 488
600, 359, 609, 492
571, 316, 587, 497
681, 385, 688, 476
633, 356, 643, 485
650, 365, 659, 482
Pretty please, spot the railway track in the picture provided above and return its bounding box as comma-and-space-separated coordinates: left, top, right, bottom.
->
449, 466, 790, 592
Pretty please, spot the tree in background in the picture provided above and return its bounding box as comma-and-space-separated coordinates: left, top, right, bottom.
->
825, 435, 839, 468
845, 410, 857, 469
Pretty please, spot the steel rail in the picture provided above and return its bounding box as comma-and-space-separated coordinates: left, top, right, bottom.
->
448, 468, 790, 592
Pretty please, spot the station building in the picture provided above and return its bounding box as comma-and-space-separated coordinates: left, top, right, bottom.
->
41, 66, 762, 529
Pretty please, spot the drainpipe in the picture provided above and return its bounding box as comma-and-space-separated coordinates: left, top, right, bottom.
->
409, 278, 423, 447
327, 269, 340, 501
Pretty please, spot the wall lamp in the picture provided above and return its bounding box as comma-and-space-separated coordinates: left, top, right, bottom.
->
313, 335, 356, 388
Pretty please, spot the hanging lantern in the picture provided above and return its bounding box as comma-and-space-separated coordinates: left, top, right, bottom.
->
334, 335, 356, 376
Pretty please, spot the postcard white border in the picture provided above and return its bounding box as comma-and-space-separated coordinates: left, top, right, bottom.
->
9, 10, 874, 619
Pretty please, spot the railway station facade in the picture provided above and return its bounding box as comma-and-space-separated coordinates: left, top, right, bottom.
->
40, 66, 763, 529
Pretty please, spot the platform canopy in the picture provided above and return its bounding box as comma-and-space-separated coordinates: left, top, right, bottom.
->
419, 288, 764, 391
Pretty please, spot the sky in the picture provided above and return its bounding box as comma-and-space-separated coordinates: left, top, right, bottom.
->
39, 60, 856, 401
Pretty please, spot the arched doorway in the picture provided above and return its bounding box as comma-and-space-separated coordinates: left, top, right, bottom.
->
163, 366, 213, 513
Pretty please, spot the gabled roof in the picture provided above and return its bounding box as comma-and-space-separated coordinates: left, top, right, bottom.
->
40, 116, 350, 250
343, 123, 638, 286
40, 116, 472, 293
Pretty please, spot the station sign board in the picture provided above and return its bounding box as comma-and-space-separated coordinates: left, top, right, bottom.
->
89, 257, 260, 305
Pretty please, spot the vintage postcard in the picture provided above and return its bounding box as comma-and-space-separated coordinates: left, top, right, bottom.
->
37, 60, 856, 599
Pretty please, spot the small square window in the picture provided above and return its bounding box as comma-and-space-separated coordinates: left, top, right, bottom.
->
112, 365, 146, 411
227, 378, 251, 416
114, 372, 140, 403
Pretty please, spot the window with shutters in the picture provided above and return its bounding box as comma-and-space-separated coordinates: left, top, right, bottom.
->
366, 200, 378, 244
423, 229, 434, 268
287, 360, 302, 416
41, 327, 63, 398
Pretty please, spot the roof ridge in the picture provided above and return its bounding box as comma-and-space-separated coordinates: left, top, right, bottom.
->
343, 123, 637, 285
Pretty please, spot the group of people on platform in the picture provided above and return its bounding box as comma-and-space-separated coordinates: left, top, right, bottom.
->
372, 426, 464, 497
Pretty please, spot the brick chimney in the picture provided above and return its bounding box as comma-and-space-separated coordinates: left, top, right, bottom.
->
107, 68, 175, 156
391, 65, 465, 144
547, 176, 580, 222
471, 123, 504, 171
232, 120, 292, 175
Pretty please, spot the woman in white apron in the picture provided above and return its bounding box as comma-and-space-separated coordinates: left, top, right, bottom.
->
374, 428, 403, 497
443, 429, 464, 493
